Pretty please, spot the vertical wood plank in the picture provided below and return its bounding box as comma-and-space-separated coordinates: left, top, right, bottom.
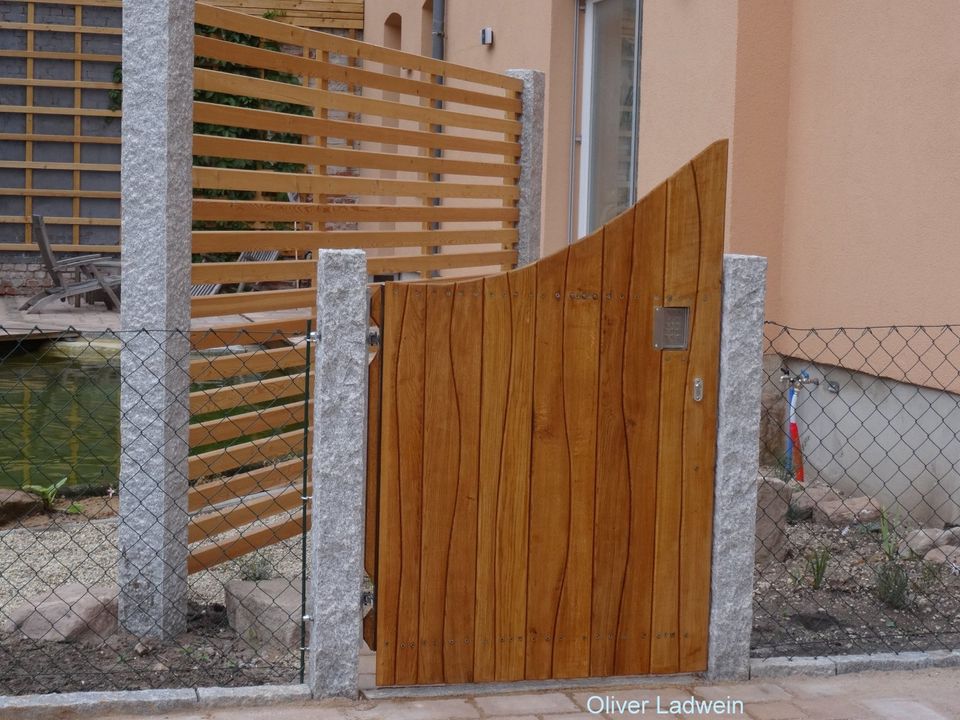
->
616, 186, 667, 676
396, 284, 427, 684
525, 246, 570, 680
474, 272, 509, 683
375, 283, 405, 686
495, 264, 536, 680
364, 285, 383, 651
678, 141, 726, 671
444, 278, 483, 683
650, 164, 702, 674
418, 284, 458, 683
552, 229, 602, 678
589, 209, 634, 677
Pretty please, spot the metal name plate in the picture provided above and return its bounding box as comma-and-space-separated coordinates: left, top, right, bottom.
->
653, 306, 690, 350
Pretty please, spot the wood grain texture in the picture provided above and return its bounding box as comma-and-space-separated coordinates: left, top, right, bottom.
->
364, 287, 384, 652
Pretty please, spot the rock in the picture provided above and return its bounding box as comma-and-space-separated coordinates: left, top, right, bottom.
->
1, 583, 117, 643
756, 476, 791, 562
813, 496, 882, 526
224, 579, 301, 653
898, 528, 960, 558
0, 489, 43, 524
923, 545, 960, 565
792, 485, 843, 517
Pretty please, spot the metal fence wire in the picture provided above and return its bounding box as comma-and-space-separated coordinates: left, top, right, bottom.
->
755, 323, 960, 658
0, 326, 311, 695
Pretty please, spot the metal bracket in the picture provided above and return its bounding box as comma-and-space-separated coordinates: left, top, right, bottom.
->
367, 325, 381, 347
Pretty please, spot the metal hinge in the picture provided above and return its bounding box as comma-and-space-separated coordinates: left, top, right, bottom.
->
367, 325, 381, 347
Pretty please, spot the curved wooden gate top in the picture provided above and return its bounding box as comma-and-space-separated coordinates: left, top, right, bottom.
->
368, 140, 727, 685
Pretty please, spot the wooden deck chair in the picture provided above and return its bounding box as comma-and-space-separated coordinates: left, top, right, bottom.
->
191, 250, 281, 297
19, 216, 121, 314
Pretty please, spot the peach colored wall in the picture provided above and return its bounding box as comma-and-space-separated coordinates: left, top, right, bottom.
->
363, 0, 576, 256
777, 1, 960, 327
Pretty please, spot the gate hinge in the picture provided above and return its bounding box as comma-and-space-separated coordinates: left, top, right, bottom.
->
367, 325, 381, 347
362, 576, 375, 617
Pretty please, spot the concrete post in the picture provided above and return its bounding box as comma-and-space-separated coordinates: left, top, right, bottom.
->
708, 254, 768, 680
307, 250, 368, 699
116, 0, 194, 639
505, 69, 544, 267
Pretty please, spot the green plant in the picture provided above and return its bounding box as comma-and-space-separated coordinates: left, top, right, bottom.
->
876, 561, 910, 609
66, 503, 83, 515
22, 477, 67, 512
239, 554, 274, 581
107, 65, 123, 113
806, 547, 830, 590
879, 507, 898, 560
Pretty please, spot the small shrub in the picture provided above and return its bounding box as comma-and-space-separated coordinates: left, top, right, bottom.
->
877, 561, 910, 609
806, 547, 830, 590
239, 554, 274, 581
22, 477, 67, 512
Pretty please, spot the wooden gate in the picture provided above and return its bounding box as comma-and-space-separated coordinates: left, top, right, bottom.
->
370, 141, 727, 685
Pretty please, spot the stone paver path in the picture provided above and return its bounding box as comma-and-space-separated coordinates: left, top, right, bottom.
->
99, 667, 960, 720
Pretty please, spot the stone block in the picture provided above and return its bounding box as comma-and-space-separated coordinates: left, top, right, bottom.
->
813, 496, 882, 526
2, 583, 117, 643
225, 579, 301, 652
923, 545, 960, 565
792, 484, 843, 517
757, 476, 791, 562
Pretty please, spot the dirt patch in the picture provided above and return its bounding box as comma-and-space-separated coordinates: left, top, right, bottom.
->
0, 494, 118, 531
0, 601, 300, 695
753, 514, 960, 657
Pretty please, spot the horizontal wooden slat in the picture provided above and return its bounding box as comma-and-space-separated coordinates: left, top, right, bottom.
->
190, 344, 307, 381
367, 250, 517, 276
190, 400, 311, 447
194, 3, 522, 92
0, 242, 120, 253
1, 22, 121, 35
188, 482, 305, 543
0, 50, 121, 63
189, 428, 308, 479
192, 134, 518, 179
192, 200, 519, 224
190, 316, 313, 349
20, 0, 121, 6
192, 288, 316, 318
188, 456, 306, 512
0, 78, 120, 90
0, 215, 119, 226
190, 372, 307, 415
193, 102, 519, 156
192, 259, 315, 285
0, 105, 120, 118
187, 514, 306, 573
0, 132, 121, 145
192, 166, 518, 200
192, 228, 517, 253
193, 36, 519, 113
0, 161, 120, 172
194, 68, 520, 135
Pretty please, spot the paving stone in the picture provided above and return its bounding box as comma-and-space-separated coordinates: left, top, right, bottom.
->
350, 698, 479, 720
746, 701, 806, 719
858, 698, 950, 720
694, 683, 791, 703
475, 692, 580, 716
574, 687, 693, 711
794, 699, 877, 720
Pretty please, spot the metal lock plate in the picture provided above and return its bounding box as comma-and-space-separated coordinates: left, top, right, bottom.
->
653, 306, 690, 350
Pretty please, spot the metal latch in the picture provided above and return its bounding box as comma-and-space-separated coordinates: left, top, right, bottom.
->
693, 377, 704, 402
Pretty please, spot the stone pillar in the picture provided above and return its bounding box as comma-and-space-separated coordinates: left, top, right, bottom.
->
708, 254, 768, 680
117, 0, 194, 639
506, 69, 544, 267
307, 250, 368, 699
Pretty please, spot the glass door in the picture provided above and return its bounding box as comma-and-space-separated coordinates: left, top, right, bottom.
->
578, 0, 641, 236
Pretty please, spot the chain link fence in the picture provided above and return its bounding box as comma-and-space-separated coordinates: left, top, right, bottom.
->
755, 323, 960, 658
0, 326, 310, 695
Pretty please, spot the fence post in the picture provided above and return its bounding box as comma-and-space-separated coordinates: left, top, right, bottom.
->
116, 0, 194, 639
708, 254, 768, 680
506, 69, 544, 267
307, 249, 368, 698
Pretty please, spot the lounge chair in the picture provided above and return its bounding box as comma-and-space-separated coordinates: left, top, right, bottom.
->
191, 249, 281, 297
19, 216, 121, 314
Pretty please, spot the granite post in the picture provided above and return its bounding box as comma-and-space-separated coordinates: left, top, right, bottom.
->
708, 254, 768, 680
307, 250, 368, 698
505, 69, 544, 267
116, 0, 194, 639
